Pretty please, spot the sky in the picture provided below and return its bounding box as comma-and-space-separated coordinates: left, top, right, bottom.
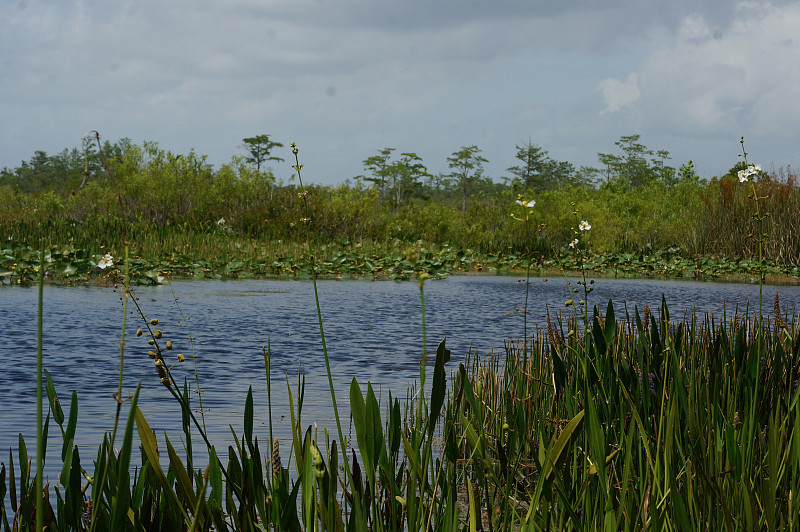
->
2, 0, 799, 185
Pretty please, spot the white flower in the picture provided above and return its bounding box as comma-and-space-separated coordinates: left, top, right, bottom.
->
579, 220, 591, 231
217, 217, 226, 226
97, 253, 113, 269
569, 239, 578, 249
738, 164, 761, 183
515, 199, 536, 208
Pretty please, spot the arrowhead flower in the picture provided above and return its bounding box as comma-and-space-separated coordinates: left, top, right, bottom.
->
97, 253, 114, 269
737, 164, 761, 182
515, 199, 536, 208
569, 239, 578, 249
579, 220, 591, 231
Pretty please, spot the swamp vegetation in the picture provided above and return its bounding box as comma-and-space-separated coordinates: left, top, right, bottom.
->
1, 135, 799, 284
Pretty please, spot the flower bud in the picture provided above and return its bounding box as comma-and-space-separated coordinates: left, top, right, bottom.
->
154, 330, 162, 339
150, 318, 159, 325
136, 328, 143, 337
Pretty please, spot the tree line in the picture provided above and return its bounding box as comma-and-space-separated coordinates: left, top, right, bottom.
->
2, 133, 798, 264
1, 133, 698, 202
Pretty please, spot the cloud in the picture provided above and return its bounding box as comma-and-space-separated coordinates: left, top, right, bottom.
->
598, 73, 640, 113
603, 1, 800, 137
1, 0, 797, 180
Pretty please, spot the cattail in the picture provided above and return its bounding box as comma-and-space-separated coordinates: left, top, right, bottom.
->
547, 316, 565, 350
775, 292, 788, 330
272, 437, 282, 476
643, 306, 651, 331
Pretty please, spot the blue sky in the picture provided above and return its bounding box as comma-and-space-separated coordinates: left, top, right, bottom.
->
2, 0, 798, 184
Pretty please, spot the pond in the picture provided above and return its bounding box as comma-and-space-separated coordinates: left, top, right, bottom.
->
1, 275, 798, 483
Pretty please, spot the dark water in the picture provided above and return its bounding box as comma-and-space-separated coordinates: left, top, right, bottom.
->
1, 275, 798, 484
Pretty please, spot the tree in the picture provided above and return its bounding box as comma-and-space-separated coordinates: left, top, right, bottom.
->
447, 145, 488, 211
388, 152, 428, 212
241, 134, 284, 172
358, 148, 429, 211
360, 147, 395, 202
506, 141, 578, 191
595, 134, 676, 188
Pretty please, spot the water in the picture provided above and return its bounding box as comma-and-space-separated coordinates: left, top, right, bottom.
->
1, 275, 798, 487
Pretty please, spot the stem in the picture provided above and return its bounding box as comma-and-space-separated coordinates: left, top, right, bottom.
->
291, 144, 352, 483
168, 280, 207, 432
419, 278, 428, 381
523, 252, 531, 365
89, 244, 129, 532
263, 340, 274, 495
35, 243, 45, 532
740, 137, 764, 351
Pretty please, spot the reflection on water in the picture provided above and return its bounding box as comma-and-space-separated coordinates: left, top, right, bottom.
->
1, 275, 798, 480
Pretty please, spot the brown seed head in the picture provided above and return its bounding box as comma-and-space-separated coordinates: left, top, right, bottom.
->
272, 438, 282, 476
775, 293, 788, 330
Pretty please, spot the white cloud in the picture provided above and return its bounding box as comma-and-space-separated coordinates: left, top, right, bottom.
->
1, 0, 797, 180
598, 73, 640, 113
617, 1, 800, 137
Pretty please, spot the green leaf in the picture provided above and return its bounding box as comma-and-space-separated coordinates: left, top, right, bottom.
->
604, 299, 616, 346
244, 386, 254, 445
428, 338, 451, 438
44, 370, 64, 426
135, 406, 189, 524
166, 434, 198, 514
62, 391, 78, 462
543, 409, 585, 482
110, 384, 140, 532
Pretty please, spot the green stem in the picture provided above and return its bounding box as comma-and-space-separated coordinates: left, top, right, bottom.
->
89, 244, 129, 532
168, 280, 207, 432
419, 278, 428, 371
35, 243, 44, 532
291, 145, 352, 484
